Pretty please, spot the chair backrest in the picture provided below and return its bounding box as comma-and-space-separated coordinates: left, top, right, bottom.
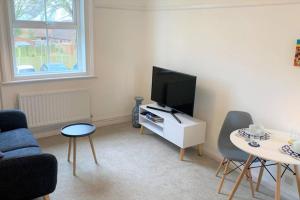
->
0, 110, 28, 132
218, 111, 253, 153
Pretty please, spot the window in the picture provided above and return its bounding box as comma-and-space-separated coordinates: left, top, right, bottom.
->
9, 0, 87, 78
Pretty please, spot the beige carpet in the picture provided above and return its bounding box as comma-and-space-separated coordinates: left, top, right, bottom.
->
38, 123, 280, 200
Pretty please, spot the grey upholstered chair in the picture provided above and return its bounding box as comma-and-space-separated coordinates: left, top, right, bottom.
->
216, 111, 255, 197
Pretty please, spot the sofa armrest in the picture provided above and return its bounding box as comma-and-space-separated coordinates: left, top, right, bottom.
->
0, 110, 28, 132
0, 153, 58, 200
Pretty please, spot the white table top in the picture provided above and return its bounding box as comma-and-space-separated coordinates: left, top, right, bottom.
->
230, 129, 300, 165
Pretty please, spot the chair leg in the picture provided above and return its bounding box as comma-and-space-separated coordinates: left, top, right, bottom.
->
247, 169, 255, 197
216, 158, 226, 177
228, 155, 254, 200
217, 160, 230, 194
256, 160, 266, 192
43, 195, 50, 200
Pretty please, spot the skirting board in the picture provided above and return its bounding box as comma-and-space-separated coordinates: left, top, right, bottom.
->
203, 147, 297, 199
32, 114, 131, 139
93, 115, 131, 128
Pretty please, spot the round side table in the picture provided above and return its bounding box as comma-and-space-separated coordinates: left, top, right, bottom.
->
61, 123, 98, 176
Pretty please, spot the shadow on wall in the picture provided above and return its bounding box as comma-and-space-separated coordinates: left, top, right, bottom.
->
134, 65, 153, 104
193, 79, 232, 156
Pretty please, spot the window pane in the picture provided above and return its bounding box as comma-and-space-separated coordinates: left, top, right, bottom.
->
45, 29, 78, 73
10, 1, 85, 78
14, 28, 47, 75
14, 0, 45, 21
46, 0, 74, 22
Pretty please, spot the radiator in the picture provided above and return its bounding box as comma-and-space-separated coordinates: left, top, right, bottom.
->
18, 89, 91, 128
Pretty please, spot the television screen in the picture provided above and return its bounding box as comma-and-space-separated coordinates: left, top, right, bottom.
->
151, 66, 196, 116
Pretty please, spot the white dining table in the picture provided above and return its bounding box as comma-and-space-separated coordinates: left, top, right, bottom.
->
228, 129, 300, 200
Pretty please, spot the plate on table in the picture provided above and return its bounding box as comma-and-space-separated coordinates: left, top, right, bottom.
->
237, 128, 270, 140
281, 145, 300, 160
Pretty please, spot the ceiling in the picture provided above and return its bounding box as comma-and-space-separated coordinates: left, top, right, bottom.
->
94, 0, 300, 10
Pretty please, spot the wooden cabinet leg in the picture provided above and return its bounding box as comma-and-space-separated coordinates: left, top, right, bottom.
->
73, 138, 77, 176
228, 155, 253, 200
256, 160, 266, 192
294, 165, 300, 199
43, 195, 50, 200
275, 163, 281, 200
68, 138, 72, 162
215, 158, 226, 177
179, 148, 185, 161
140, 126, 144, 135
89, 135, 98, 164
197, 144, 203, 156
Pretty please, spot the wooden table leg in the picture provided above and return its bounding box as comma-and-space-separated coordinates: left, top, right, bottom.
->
198, 144, 203, 156
275, 163, 281, 200
256, 159, 266, 192
89, 135, 98, 164
140, 126, 144, 135
73, 138, 77, 176
179, 148, 185, 161
247, 169, 255, 197
216, 158, 226, 177
294, 165, 300, 199
68, 138, 72, 162
228, 155, 253, 200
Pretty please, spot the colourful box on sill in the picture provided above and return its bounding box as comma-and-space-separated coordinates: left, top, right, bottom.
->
295, 39, 300, 67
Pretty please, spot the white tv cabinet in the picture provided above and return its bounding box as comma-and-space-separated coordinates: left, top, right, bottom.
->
139, 104, 206, 160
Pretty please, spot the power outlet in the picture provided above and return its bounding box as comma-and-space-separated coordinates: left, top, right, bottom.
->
284, 176, 294, 186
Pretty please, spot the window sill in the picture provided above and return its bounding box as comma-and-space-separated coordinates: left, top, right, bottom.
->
1, 75, 97, 85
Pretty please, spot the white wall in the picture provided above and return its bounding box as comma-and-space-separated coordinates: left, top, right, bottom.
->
0, 2, 147, 125
142, 1, 300, 198
146, 2, 300, 157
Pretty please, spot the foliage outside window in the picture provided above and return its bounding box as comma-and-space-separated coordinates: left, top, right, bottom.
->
10, 0, 86, 77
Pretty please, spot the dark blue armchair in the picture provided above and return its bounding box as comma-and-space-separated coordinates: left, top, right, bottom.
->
0, 110, 57, 200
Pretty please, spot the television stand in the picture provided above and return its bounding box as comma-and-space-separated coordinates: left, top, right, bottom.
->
146, 106, 182, 124
139, 104, 206, 161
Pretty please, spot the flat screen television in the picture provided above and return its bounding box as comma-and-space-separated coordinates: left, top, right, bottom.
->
151, 66, 197, 116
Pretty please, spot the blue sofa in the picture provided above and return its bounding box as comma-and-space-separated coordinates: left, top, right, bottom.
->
0, 110, 57, 200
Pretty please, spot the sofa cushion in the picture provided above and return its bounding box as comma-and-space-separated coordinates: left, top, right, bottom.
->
0, 128, 39, 152
2, 147, 41, 160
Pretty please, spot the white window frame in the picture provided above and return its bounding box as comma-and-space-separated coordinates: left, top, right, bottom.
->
0, 0, 94, 83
